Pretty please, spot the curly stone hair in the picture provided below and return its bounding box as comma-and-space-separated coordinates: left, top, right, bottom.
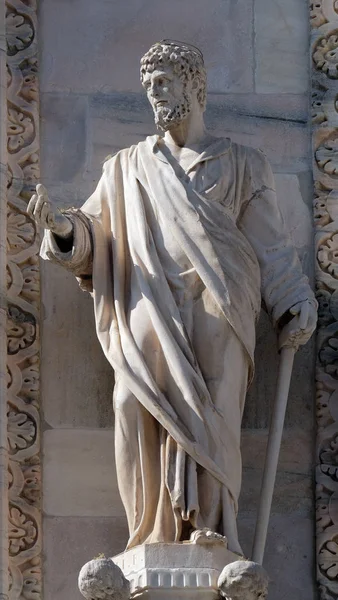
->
140, 40, 207, 109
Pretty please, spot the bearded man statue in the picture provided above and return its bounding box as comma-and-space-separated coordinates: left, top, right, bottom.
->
27, 40, 317, 555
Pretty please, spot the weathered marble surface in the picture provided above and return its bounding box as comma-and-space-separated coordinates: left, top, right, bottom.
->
218, 560, 268, 600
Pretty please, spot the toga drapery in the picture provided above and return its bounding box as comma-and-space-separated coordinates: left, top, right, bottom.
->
41, 135, 315, 553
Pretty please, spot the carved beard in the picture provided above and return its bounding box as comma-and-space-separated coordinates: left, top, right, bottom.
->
154, 90, 192, 132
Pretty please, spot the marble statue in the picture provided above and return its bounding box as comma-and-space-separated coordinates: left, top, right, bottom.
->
27, 40, 317, 557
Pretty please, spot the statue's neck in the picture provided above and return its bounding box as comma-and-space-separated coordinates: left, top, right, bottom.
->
163, 113, 211, 151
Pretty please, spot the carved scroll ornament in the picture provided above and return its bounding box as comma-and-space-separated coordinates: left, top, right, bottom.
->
312, 2, 338, 598
6, 1, 41, 599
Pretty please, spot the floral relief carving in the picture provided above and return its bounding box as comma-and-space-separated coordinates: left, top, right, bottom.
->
7, 208, 35, 253
8, 408, 36, 455
311, 3, 338, 597
21, 153, 39, 183
6, 8, 34, 56
7, 104, 34, 154
22, 558, 41, 600
319, 539, 338, 580
320, 433, 338, 469
20, 359, 39, 406
6, 0, 41, 597
310, 1, 328, 28
316, 135, 338, 176
18, 155, 40, 203
318, 234, 338, 278
317, 290, 334, 327
9, 457, 40, 509
8, 507, 37, 557
7, 306, 36, 355
317, 483, 333, 533
20, 260, 39, 305
7, 165, 13, 191
19, 59, 38, 103
312, 86, 329, 124
320, 340, 338, 376
315, 200, 331, 231
313, 31, 338, 79
21, 462, 40, 504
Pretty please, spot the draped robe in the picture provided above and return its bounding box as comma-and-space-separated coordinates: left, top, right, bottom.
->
41, 135, 315, 553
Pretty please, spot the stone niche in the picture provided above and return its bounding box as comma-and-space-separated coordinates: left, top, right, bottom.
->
14, 1, 317, 599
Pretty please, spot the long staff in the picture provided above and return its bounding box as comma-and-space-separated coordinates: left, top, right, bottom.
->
252, 345, 296, 564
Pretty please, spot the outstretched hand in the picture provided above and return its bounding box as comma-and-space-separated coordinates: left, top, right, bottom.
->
27, 184, 73, 238
278, 299, 317, 351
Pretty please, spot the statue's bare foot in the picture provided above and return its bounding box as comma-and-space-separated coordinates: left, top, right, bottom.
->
189, 528, 228, 546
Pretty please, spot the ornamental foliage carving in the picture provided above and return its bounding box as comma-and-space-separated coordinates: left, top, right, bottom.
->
313, 2, 338, 598
313, 31, 338, 78
6, 1, 41, 599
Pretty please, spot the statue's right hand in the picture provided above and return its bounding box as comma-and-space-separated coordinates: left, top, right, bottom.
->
27, 184, 73, 238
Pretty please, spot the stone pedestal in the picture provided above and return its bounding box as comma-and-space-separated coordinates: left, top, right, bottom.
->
78, 540, 268, 600
113, 541, 241, 600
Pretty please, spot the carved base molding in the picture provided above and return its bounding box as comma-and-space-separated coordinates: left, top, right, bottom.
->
311, 1, 338, 598
6, 1, 41, 599
112, 542, 240, 598
78, 546, 268, 600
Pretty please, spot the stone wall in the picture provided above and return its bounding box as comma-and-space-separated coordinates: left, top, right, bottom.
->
39, 2, 315, 599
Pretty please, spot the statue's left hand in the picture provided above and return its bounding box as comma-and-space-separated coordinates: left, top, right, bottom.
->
278, 299, 317, 350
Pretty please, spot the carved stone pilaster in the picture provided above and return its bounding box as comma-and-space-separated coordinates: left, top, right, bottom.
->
311, 2, 338, 598
6, 2, 41, 599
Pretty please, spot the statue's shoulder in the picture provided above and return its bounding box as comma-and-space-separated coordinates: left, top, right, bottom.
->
102, 144, 140, 174
103, 136, 155, 167
228, 141, 271, 177
229, 140, 268, 163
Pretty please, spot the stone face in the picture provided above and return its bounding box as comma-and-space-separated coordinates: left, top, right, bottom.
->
254, 0, 309, 93
43, 429, 124, 517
